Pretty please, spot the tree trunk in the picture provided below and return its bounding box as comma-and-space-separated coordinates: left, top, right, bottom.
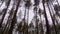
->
42, 0, 50, 34
35, 6, 38, 34
0, 0, 11, 28
8, 0, 21, 34
40, 15, 44, 34
47, 2, 57, 34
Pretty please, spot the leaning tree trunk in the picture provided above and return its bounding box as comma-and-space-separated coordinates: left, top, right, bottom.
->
49, 0, 59, 26
0, 0, 11, 28
47, 2, 57, 34
3, 0, 21, 34
3, 8, 14, 34
42, 0, 50, 34
8, 0, 21, 34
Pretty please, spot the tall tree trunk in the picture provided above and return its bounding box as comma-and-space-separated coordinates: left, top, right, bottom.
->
23, 6, 27, 34
8, 0, 21, 34
49, 0, 59, 26
3, 0, 21, 34
47, 2, 57, 34
42, 0, 50, 34
3, 8, 14, 34
0, 0, 11, 28
35, 6, 38, 34
40, 14, 44, 34
26, 7, 29, 34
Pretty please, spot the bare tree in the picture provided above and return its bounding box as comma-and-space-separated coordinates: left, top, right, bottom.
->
42, 0, 50, 34
3, 0, 21, 34
0, 0, 11, 28
46, 0, 58, 34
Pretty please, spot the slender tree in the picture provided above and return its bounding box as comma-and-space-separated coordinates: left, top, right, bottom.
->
8, 0, 21, 34
0, 0, 11, 28
23, 0, 31, 34
42, 0, 50, 34
38, 8, 44, 34
18, 18, 25, 34
48, 0, 59, 27
3, 8, 14, 34
46, 0, 57, 34
3, 0, 21, 34
34, 0, 40, 34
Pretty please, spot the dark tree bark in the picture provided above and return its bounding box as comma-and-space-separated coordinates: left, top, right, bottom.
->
42, 0, 50, 34
34, 0, 40, 34
23, 6, 27, 34
3, 8, 14, 34
8, 0, 21, 34
39, 8, 44, 34
48, 0, 59, 26
0, 0, 11, 28
47, 1, 57, 34
3, 0, 21, 34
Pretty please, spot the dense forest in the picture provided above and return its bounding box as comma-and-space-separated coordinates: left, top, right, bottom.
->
0, 0, 60, 34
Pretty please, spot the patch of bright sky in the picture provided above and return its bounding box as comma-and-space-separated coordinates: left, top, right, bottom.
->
58, 0, 60, 5
29, 6, 34, 25
41, 14, 46, 25
0, 2, 7, 11
53, 0, 60, 5
39, 3, 44, 10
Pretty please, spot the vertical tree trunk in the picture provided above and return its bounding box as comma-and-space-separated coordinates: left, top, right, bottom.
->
39, 12, 44, 34
35, 6, 38, 34
24, 7, 27, 34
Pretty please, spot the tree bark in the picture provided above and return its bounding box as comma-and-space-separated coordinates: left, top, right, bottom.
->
0, 0, 11, 28
47, 2, 57, 34
42, 0, 50, 34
